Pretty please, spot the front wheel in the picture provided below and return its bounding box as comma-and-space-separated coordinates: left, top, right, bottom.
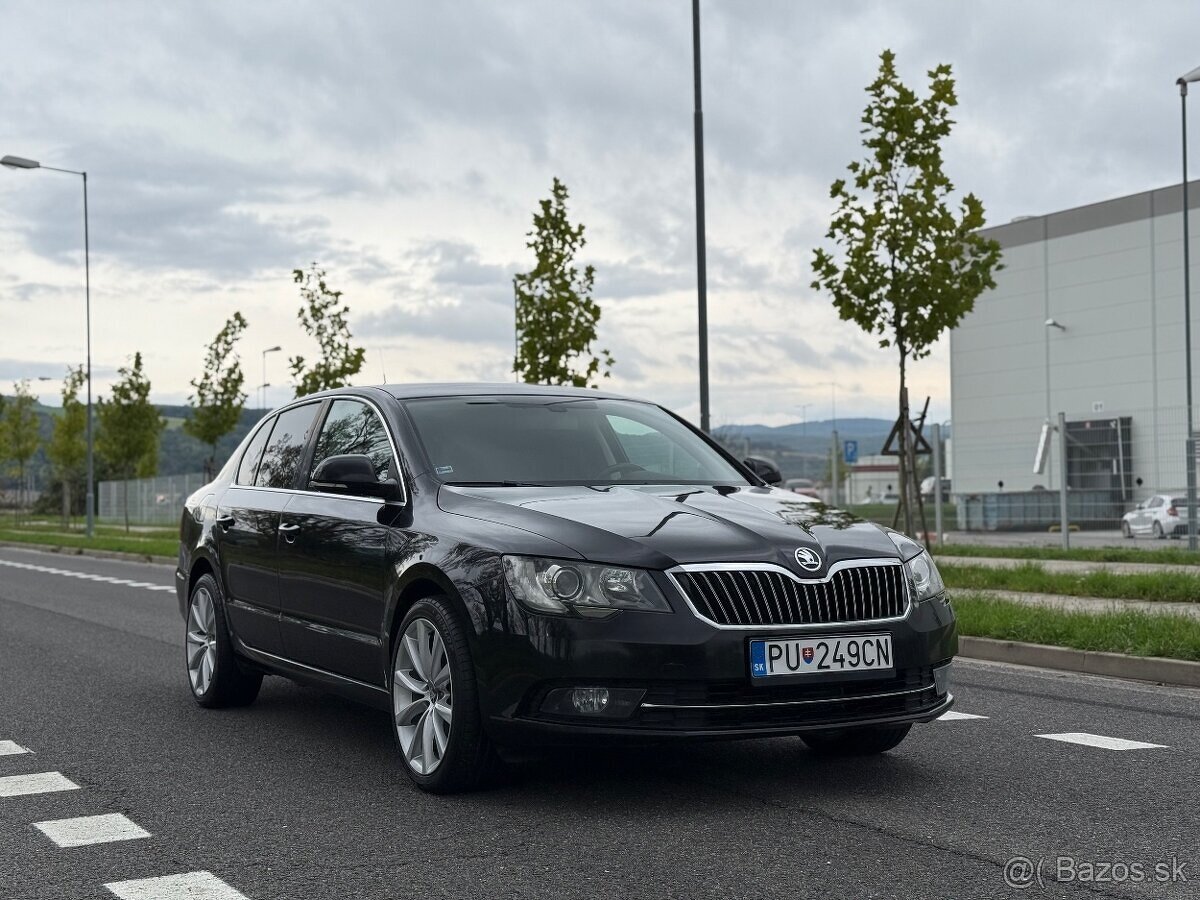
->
390, 596, 501, 793
801, 723, 911, 756
1121, 521, 1132, 539
185, 574, 262, 708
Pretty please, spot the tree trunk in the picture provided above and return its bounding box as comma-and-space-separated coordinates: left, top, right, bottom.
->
897, 349, 916, 538
123, 476, 130, 533
62, 480, 71, 530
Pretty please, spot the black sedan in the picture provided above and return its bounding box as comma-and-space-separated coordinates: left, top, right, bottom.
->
177, 384, 956, 793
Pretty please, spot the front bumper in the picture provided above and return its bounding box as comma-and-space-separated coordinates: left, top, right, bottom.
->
473, 580, 958, 746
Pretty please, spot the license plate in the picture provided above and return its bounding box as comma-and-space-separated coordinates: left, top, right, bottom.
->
750, 634, 893, 678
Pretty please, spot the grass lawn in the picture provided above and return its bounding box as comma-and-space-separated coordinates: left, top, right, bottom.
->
0, 525, 177, 559
953, 593, 1200, 662
941, 562, 1200, 603
936, 543, 1200, 566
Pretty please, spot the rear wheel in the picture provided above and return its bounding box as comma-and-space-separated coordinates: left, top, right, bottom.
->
1153, 521, 1165, 540
186, 574, 262, 708
801, 723, 911, 756
390, 596, 501, 793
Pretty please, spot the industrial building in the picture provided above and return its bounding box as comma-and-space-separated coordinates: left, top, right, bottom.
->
949, 181, 1200, 527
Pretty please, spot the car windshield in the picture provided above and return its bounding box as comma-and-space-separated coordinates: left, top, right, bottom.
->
404, 396, 750, 486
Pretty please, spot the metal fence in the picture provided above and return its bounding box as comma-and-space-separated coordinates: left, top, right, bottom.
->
950, 404, 1197, 541
98, 472, 207, 526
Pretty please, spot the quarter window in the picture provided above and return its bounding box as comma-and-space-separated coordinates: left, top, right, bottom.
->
310, 399, 396, 485
255, 403, 320, 489
236, 417, 274, 486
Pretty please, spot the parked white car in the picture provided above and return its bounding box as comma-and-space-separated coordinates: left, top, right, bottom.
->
1121, 494, 1189, 539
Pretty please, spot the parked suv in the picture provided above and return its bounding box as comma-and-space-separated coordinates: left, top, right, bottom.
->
1122, 494, 1190, 539
177, 384, 956, 793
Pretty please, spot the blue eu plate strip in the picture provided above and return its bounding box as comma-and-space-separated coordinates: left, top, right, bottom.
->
750, 641, 767, 678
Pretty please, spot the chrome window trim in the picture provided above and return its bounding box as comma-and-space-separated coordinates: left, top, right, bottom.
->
666, 559, 913, 631
233, 393, 409, 506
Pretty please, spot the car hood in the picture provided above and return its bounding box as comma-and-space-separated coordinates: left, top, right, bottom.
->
438, 483, 900, 574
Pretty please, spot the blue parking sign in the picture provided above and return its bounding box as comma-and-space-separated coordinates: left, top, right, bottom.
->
844, 440, 858, 464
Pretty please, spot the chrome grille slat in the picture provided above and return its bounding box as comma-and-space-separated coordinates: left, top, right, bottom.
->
674, 563, 908, 628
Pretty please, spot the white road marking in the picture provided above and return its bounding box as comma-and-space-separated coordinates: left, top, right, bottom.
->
105, 872, 249, 900
938, 711, 988, 721
0, 771, 81, 797
1037, 732, 1168, 751
0, 740, 31, 756
0, 558, 174, 593
34, 813, 151, 847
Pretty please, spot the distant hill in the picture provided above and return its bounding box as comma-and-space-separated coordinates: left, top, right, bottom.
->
713, 418, 897, 482
0, 398, 270, 491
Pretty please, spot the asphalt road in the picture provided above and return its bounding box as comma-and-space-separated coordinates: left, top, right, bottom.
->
1, 546, 1197, 900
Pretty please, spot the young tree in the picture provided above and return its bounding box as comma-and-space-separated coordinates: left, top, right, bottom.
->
289, 264, 366, 397
514, 177, 614, 387
1, 380, 41, 524
811, 50, 1002, 537
96, 353, 166, 531
184, 312, 249, 479
46, 366, 88, 527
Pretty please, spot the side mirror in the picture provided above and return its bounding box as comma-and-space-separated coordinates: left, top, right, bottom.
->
743, 455, 783, 486
310, 454, 401, 501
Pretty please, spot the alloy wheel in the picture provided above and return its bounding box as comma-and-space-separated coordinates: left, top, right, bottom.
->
393, 618, 453, 776
186, 587, 218, 695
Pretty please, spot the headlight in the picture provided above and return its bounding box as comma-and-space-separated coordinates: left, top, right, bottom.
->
887, 532, 946, 602
502, 556, 671, 615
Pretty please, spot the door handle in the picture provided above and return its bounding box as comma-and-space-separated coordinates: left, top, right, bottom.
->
215, 514, 236, 529
278, 523, 301, 533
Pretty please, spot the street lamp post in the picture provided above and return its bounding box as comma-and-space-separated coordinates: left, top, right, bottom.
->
261, 346, 282, 413
691, 0, 710, 433
2, 154, 95, 538
1177, 66, 1200, 551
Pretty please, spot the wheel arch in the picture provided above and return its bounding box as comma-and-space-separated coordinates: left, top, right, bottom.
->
386, 563, 475, 662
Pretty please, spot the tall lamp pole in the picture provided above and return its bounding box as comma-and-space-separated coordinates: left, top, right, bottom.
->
2, 154, 94, 538
1178, 66, 1200, 551
692, 0, 710, 433
261, 346, 282, 413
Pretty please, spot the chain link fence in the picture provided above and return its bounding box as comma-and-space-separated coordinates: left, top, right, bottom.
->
98, 472, 207, 526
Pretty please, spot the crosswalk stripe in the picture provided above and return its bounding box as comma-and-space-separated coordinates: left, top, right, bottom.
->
34, 813, 151, 847
105, 871, 249, 900
0, 771, 81, 797
1036, 732, 1167, 751
0, 740, 31, 756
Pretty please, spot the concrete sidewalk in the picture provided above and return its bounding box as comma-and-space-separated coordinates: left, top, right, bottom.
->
936, 554, 1200, 576
959, 588, 1200, 619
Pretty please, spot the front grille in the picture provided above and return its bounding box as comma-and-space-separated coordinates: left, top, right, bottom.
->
673, 563, 908, 627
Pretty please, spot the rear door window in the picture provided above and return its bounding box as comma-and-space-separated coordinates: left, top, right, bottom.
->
236, 417, 274, 486
255, 403, 320, 489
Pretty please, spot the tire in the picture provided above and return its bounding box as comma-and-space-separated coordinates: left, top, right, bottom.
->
1153, 521, 1165, 540
1121, 521, 1132, 539
390, 596, 501, 793
801, 723, 912, 756
185, 573, 262, 708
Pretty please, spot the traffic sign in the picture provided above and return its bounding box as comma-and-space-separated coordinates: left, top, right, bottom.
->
843, 440, 858, 464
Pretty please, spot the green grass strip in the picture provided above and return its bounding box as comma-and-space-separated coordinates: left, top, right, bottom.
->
0, 528, 177, 559
953, 593, 1200, 662
936, 543, 1200, 566
942, 562, 1200, 603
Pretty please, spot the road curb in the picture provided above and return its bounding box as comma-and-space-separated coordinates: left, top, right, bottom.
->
958, 635, 1200, 688
0, 540, 175, 567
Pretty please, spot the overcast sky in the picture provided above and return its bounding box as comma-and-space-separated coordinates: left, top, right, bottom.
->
3, 0, 1198, 426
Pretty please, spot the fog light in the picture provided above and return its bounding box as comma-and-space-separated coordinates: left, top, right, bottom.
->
933, 662, 952, 696
572, 687, 609, 713
539, 686, 645, 719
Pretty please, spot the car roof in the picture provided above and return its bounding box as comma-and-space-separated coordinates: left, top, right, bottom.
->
375, 382, 636, 402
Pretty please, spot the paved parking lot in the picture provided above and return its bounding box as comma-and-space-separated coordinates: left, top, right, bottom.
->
2, 546, 1196, 898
